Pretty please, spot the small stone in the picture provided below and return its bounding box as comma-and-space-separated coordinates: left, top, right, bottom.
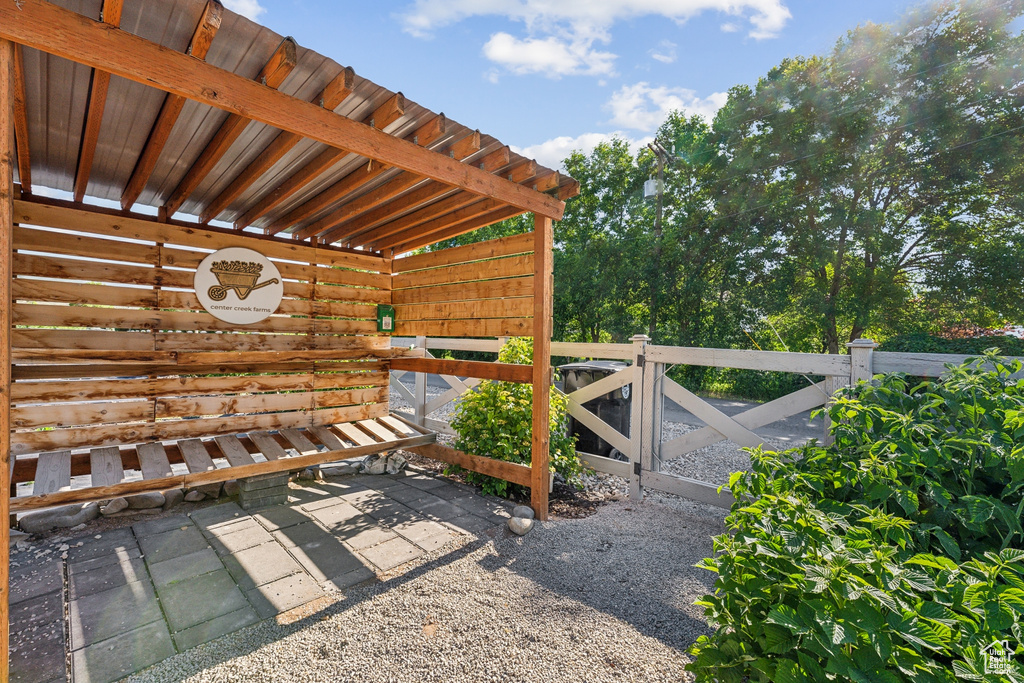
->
512, 505, 535, 520
223, 480, 240, 497
20, 502, 100, 534
184, 490, 206, 503
385, 453, 407, 475
100, 497, 128, 515
61, 552, 68, 560
361, 454, 387, 475
162, 488, 185, 511
126, 492, 165, 509
508, 517, 534, 536
297, 468, 317, 481
9, 530, 29, 545
58, 544, 69, 551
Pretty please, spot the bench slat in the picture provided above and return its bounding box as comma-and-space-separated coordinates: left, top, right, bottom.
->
335, 422, 376, 447
34, 450, 71, 495
248, 431, 288, 461
136, 443, 173, 480
178, 439, 216, 473
214, 435, 255, 467
359, 419, 398, 443
89, 447, 124, 487
307, 425, 347, 451
379, 415, 416, 436
280, 428, 320, 455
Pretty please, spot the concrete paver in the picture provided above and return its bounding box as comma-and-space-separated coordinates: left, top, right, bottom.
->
20, 466, 507, 683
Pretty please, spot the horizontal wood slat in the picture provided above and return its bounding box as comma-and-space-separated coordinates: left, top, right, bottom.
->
392, 233, 534, 273
394, 297, 532, 322
392, 254, 533, 290
390, 277, 533, 305
390, 357, 533, 383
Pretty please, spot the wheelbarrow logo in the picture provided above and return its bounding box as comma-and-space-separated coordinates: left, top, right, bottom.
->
195, 247, 284, 325
207, 260, 280, 301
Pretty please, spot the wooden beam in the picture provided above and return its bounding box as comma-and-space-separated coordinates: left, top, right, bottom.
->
383, 202, 521, 254
262, 94, 424, 237
355, 191, 483, 249
197, 66, 356, 224
0, 1, 565, 221
120, 0, 223, 210
72, 0, 124, 202
408, 443, 532, 488
389, 357, 533, 383
0, 37, 16, 683
11, 43, 29, 194
161, 37, 298, 217
298, 132, 483, 243
235, 110, 446, 232
531, 214, 553, 520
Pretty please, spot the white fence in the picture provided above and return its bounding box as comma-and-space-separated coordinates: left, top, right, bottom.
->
391, 336, 1013, 509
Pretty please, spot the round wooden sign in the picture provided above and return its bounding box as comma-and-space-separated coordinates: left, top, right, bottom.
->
194, 247, 284, 324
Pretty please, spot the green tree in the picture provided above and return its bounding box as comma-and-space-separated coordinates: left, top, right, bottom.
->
711, 0, 1024, 353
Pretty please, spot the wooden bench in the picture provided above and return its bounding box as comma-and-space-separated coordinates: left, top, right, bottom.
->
12, 413, 435, 512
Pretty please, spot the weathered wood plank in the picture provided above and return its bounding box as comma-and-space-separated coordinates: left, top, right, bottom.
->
565, 369, 632, 406
379, 415, 416, 436
393, 232, 535, 273
247, 431, 288, 461
641, 471, 734, 509
307, 425, 346, 451
88, 447, 124, 487
136, 443, 173, 479
11, 399, 154, 429
214, 435, 255, 467
178, 439, 216, 474
661, 377, 765, 449
393, 254, 534, 290
357, 419, 397, 443
408, 443, 532, 488
33, 450, 72, 495
390, 278, 532, 305
394, 297, 532, 321
531, 213, 553, 519
279, 428, 320, 455
394, 318, 534, 338
646, 345, 851, 376
566, 401, 631, 455
390, 357, 533, 383
335, 422, 376, 447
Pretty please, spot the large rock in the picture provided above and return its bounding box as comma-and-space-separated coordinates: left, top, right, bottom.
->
508, 517, 534, 536
223, 480, 240, 497
183, 490, 206, 503
100, 498, 128, 515
385, 453, 407, 475
162, 488, 185, 511
126, 492, 165, 509
512, 505, 535, 520
20, 502, 100, 535
196, 482, 223, 499
361, 454, 387, 475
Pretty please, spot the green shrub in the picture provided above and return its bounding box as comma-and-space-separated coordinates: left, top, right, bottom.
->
689, 351, 1024, 682
448, 337, 583, 498
879, 333, 1024, 357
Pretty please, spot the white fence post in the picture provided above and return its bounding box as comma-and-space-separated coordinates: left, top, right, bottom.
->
848, 338, 877, 383
628, 334, 649, 500
414, 335, 427, 427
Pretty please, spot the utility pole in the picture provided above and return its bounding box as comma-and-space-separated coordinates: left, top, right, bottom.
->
646, 140, 669, 339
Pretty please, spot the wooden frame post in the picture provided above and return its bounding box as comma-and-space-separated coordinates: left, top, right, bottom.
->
0, 38, 16, 683
628, 334, 650, 500
531, 214, 553, 520
413, 335, 427, 427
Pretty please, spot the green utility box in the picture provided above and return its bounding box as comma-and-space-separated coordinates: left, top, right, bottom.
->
377, 304, 395, 332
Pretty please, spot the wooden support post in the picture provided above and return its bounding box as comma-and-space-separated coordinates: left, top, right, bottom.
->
531, 214, 553, 520
628, 334, 649, 500
413, 335, 427, 427
0, 38, 15, 683
848, 338, 877, 384
641, 359, 664, 475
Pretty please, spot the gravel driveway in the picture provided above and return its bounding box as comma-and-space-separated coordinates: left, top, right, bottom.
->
130, 499, 724, 683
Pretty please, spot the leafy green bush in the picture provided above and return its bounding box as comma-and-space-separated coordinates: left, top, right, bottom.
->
448, 337, 583, 498
689, 351, 1024, 682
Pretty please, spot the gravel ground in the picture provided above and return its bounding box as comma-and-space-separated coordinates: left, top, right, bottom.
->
130, 499, 723, 683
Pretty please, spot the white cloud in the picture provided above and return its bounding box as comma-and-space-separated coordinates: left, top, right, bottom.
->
222, 0, 267, 21
482, 32, 616, 77
649, 40, 677, 64
606, 82, 727, 131
720, 22, 740, 32
399, 0, 792, 42
512, 132, 652, 170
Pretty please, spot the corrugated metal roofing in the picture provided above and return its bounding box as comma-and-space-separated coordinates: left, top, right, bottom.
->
12, 0, 576, 253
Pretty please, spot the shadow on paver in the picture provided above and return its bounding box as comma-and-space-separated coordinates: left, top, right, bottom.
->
15, 467, 510, 683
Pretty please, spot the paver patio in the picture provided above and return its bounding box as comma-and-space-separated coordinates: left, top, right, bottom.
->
8, 469, 512, 683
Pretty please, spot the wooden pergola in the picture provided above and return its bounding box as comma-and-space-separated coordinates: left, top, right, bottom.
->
0, 0, 578, 673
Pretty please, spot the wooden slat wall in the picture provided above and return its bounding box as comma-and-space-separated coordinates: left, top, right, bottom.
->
391, 232, 534, 337
10, 201, 391, 455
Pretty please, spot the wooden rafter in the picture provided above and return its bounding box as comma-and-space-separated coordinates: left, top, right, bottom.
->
0, 0, 566, 221
287, 131, 483, 241
72, 0, 124, 202
234, 111, 446, 230
262, 93, 420, 236
120, 0, 223, 210
161, 37, 298, 218
197, 66, 356, 224
382, 200, 516, 253
11, 42, 30, 194
340, 146, 512, 247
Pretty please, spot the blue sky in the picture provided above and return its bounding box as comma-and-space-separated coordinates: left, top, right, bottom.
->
227, 0, 920, 170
